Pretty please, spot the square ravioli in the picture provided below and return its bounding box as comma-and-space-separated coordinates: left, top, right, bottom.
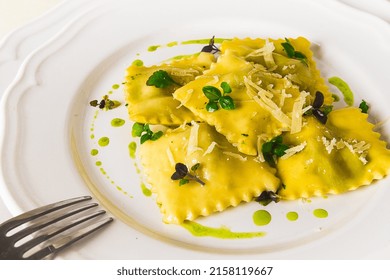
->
277, 107, 390, 199
173, 37, 333, 156
124, 52, 215, 125
139, 123, 280, 224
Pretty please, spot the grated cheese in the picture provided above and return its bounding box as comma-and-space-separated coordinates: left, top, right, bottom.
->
244, 76, 292, 129
223, 151, 247, 161
176, 89, 194, 108
166, 147, 175, 167
280, 141, 307, 159
290, 91, 309, 134
187, 121, 202, 156
203, 141, 218, 156
246, 39, 276, 68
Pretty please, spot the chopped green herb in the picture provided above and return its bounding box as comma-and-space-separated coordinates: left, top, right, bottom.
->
203, 82, 235, 112
281, 38, 308, 66
261, 135, 289, 166
200, 36, 220, 54
203, 86, 221, 100
304, 91, 332, 124
171, 162, 205, 186
89, 95, 121, 110
220, 81, 232, 94
131, 122, 163, 144
255, 191, 280, 206
359, 100, 369, 113
146, 70, 179, 88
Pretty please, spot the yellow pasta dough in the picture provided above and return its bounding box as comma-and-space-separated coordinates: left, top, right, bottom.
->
277, 107, 390, 199
139, 123, 280, 224
124, 36, 390, 224
124, 52, 215, 125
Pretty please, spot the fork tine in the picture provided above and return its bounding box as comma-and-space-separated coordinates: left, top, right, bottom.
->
25, 215, 113, 260
0, 196, 92, 232
10, 202, 99, 243
17, 208, 108, 256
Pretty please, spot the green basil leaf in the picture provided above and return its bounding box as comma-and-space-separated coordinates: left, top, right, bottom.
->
219, 96, 235, 110
220, 81, 232, 94
206, 101, 219, 112
281, 42, 295, 58
151, 131, 163, 141
132, 122, 145, 137
146, 70, 176, 88
202, 86, 221, 101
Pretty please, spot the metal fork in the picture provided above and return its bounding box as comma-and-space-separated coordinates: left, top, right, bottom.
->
0, 196, 113, 260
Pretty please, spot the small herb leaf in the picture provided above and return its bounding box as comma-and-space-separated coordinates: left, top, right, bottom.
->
255, 191, 280, 206
132, 123, 145, 137
146, 70, 177, 88
220, 81, 232, 94
359, 100, 369, 113
219, 96, 235, 110
206, 101, 219, 112
202, 86, 221, 101
281, 38, 308, 66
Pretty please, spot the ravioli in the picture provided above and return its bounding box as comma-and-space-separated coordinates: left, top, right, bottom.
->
173, 42, 309, 156
277, 107, 390, 199
139, 123, 280, 224
124, 52, 215, 125
221, 37, 333, 105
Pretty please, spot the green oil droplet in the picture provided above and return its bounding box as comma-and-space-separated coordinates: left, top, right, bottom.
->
147, 45, 160, 52
111, 118, 125, 127
132, 59, 144, 66
141, 183, 152, 197
90, 149, 98, 156
96, 161, 102, 166
253, 210, 272, 226
98, 137, 110, 147
313, 208, 328, 218
286, 211, 299, 221
112, 84, 120, 89
129, 141, 137, 159
167, 41, 178, 47
182, 221, 266, 239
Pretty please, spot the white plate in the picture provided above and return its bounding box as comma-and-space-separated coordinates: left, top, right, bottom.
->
2, 0, 390, 259
339, 0, 390, 22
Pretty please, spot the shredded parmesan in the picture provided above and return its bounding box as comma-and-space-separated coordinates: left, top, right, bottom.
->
246, 39, 276, 68
244, 76, 292, 129
290, 91, 310, 134
223, 151, 247, 161
166, 147, 175, 166
203, 141, 218, 156
187, 121, 202, 156
281, 141, 307, 159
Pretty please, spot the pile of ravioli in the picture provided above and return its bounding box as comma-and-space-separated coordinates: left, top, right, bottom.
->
124, 37, 390, 224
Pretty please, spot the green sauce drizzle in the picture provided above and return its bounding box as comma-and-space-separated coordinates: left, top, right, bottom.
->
132, 59, 144, 67
95, 161, 102, 166
128, 141, 137, 159
98, 137, 110, 147
148, 45, 160, 52
111, 118, 125, 127
90, 149, 98, 156
141, 183, 152, 197
253, 210, 272, 226
182, 221, 266, 239
112, 84, 120, 89
313, 208, 328, 218
181, 38, 229, 45
286, 211, 299, 221
167, 41, 178, 47
328, 76, 354, 106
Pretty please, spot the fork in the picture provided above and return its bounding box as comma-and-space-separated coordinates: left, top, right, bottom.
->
0, 196, 113, 260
